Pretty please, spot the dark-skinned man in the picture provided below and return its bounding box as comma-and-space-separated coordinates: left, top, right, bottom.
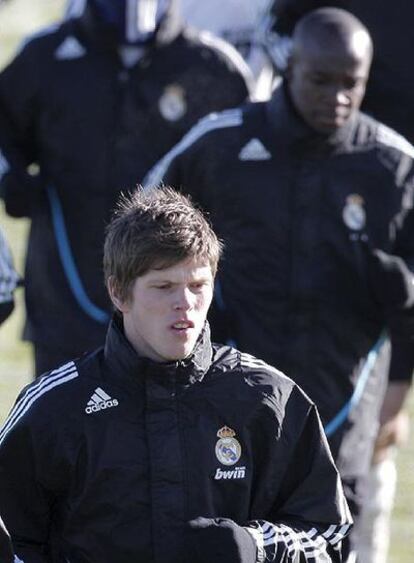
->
263, 3, 414, 560
145, 8, 414, 560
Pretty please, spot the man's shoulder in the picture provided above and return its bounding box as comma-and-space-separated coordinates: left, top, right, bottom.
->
355, 112, 414, 159
185, 105, 254, 147
143, 104, 256, 187
0, 351, 104, 442
180, 27, 253, 82
211, 345, 299, 396
11, 21, 69, 59
170, 100, 265, 153
237, 350, 297, 391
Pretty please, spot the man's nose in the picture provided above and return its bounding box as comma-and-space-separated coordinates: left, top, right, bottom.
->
325, 84, 349, 105
335, 89, 349, 105
173, 287, 193, 310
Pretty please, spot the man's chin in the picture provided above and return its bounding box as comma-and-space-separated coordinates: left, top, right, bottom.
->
164, 342, 197, 363
313, 114, 349, 134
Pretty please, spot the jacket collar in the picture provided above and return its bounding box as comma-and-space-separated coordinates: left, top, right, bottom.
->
104, 315, 213, 386
266, 82, 358, 152
70, 0, 182, 54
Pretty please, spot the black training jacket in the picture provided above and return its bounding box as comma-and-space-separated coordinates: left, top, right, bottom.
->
0, 319, 351, 563
0, 1, 251, 359
145, 85, 414, 477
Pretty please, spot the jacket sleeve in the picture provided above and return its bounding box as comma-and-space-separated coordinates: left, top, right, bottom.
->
365, 160, 414, 383
143, 114, 209, 193
0, 41, 44, 218
0, 396, 56, 563
241, 402, 352, 562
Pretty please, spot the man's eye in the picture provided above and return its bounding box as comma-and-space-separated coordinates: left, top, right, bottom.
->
190, 282, 205, 290
343, 79, 361, 90
311, 75, 329, 86
154, 284, 171, 290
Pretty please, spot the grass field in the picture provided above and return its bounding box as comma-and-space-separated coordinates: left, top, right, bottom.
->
0, 1, 412, 561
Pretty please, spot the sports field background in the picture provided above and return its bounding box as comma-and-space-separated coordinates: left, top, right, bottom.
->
0, 1, 412, 561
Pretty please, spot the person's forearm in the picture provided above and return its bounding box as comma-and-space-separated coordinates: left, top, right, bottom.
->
380, 380, 411, 424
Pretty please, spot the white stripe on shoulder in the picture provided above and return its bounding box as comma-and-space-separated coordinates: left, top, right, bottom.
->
239, 351, 268, 369
143, 108, 243, 188
0, 361, 78, 446
239, 351, 281, 374
197, 30, 253, 84
376, 124, 414, 158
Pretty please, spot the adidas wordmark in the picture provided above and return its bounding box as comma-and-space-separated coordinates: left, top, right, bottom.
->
85, 387, 119, 414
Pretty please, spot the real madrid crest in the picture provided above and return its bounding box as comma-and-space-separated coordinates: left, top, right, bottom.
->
158, 84, 187, 122
342, 194, 366, 231
215, 426, 242, 466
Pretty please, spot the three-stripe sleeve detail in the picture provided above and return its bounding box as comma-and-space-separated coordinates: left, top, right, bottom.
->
245, 520, 352, 562
0, 362, 79, 446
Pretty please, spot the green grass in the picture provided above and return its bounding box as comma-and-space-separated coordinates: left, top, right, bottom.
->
0, 2, 412, 561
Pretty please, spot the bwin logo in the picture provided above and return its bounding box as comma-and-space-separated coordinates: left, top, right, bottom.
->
85, 387, 119, 414
214, 466, 246, 480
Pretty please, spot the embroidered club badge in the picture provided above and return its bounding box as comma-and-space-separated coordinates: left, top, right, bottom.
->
215, 425, 242, 466
342, 194, 366, 231
158, 84, 187, 122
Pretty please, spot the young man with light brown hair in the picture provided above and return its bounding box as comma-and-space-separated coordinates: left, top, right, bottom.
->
0, 187, 351, 562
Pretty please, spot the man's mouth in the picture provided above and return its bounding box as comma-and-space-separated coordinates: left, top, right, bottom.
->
319, 107, 349, 122
171, 320, 194, 330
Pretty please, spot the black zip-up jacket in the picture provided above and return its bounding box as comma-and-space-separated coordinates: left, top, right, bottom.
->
0, 320, 351, 562
144, 86, 414, 477
0, 1, 251, 359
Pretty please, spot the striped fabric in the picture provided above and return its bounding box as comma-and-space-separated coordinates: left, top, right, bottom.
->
376, 123, 414, 158
245, 520, 352, 562
0, 228, 20, 305
0, 362, 79, 447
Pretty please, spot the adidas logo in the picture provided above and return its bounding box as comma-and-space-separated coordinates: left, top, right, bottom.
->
85, 387, 119, 414
55, 36, 86, 60
238, 138, 271, 161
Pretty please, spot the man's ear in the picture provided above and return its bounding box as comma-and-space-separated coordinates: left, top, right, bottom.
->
107, 276, 128, 313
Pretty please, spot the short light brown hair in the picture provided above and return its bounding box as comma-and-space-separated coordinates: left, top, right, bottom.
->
104, 186, 222, 301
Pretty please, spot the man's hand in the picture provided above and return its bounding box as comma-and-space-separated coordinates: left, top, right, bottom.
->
186, 517, 257, 563
373, 381, 411, 463
373, 411, 410, 463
